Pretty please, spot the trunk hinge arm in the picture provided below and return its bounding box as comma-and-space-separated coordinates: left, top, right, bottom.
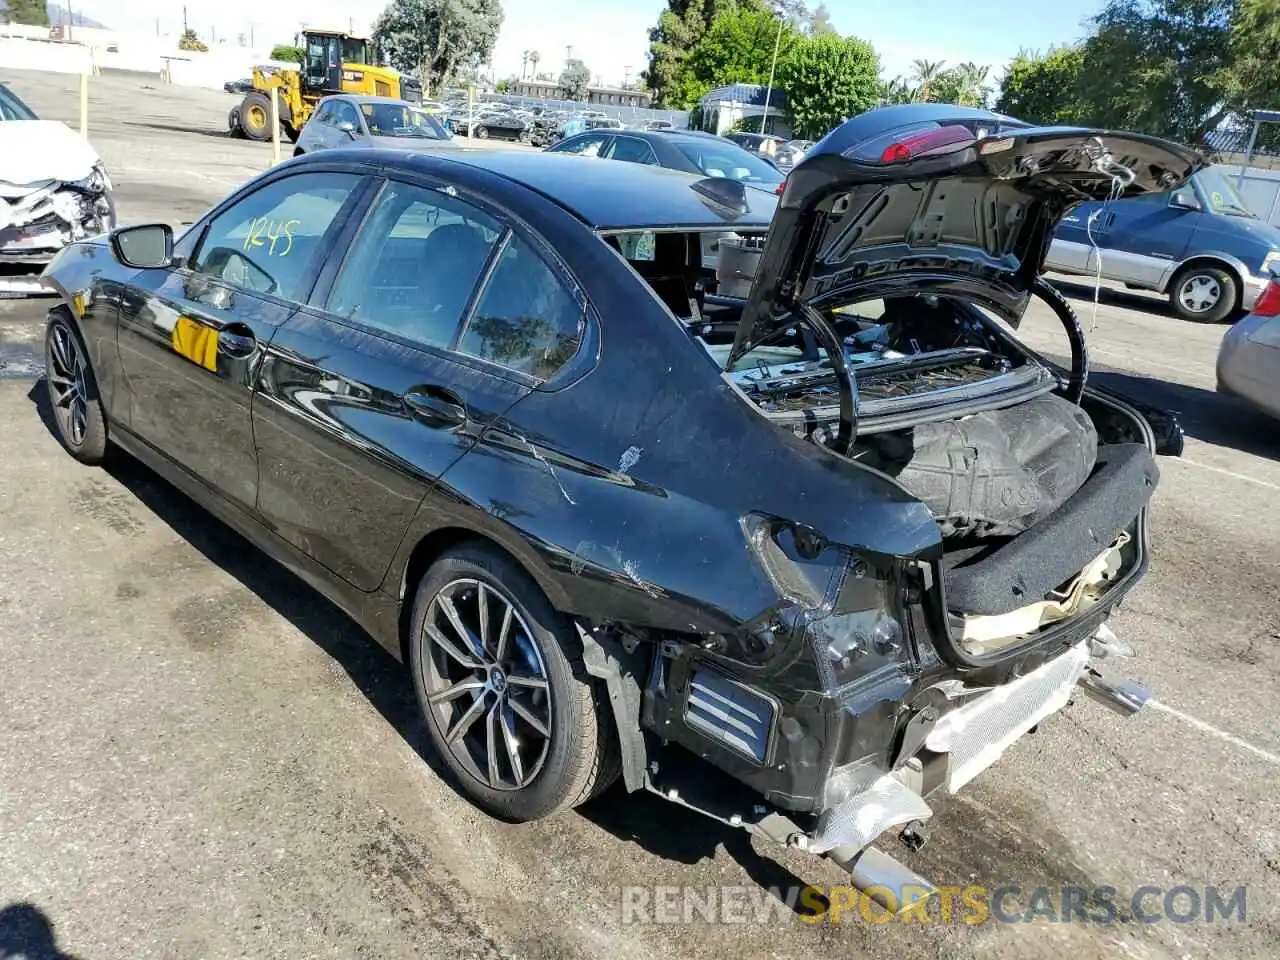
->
796, 301, 859, 454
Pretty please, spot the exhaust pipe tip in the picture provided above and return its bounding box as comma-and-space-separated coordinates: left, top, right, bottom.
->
1077, 668, 1150, 716
825, 844, 936, 915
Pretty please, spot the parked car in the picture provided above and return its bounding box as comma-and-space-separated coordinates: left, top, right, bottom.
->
1217, 273, 1280, 419
223, 78, 255, 95
547, 128, 785, 191
1046, 167, 1280, 323
0, 81, 116, 295
644, 119, 675, 131
294, 95, 455, 155
39, 105, 1193, 901
446, 110, 529, 142
725, 131, 786, 160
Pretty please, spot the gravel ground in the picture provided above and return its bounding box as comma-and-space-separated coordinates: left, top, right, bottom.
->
1, 68, 1277, 960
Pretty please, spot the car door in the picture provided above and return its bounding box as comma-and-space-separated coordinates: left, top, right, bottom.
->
1092, 186, 1200, 287
115, 169, 367, 512
300, 101, 335, 151
603, 135, 659, 167
253, 175, 587, 591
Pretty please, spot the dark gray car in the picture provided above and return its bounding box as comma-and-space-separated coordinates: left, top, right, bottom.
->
294, 95, 457, 156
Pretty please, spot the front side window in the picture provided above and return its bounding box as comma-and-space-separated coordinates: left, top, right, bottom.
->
458, 235, 583, 380
189, 172, 359, 302
361, 102, 449, 139
327, 181, 501, 347
334, 101, 362, 129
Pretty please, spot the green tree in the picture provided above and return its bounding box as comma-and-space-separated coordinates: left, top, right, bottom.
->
645, 0, 747, 108
1075, 0, 1233, 142
559, 58, 591, 100
779, 33, 880, 140
178, 29, 208, 52
5, 0, 49, 25
373, 0, 503, 92
686, 5, 801, 94
930, 61, 991, 108
909, 58, 946, 101
1217, 0, 1280, 113
269, 44, 304, 63
881, 76, 918, 105
995, 47, 1087, 124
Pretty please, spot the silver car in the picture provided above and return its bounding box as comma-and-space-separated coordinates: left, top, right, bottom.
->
294, 95, 458, 156
1217, 281, 1280, 419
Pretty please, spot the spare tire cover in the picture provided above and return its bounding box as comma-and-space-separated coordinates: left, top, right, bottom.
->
861, 393, 1099, 539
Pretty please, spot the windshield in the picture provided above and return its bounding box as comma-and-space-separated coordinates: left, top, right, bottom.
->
672, 140, 783, 185
361, 103, 450, 139
0, 83, 38, 121
1195, 168, 1254, 217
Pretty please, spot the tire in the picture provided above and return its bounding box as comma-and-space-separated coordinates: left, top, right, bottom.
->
283, 122, 300, 144
1169, 264, 1237, 324
227, 106, 243, 137
237, 91, 273, 142
408, 542, 619, 821
474, 125, 489, 140
44, 312, 108, 464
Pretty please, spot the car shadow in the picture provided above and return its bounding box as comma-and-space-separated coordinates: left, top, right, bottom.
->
25, 379, 811, 902
121, 120, 236, 140
1089, 368, 1280, 460
1049, 277, 1181, 320
0, 904, 82, 960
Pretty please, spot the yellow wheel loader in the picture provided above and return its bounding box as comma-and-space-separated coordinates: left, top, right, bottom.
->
230, 29, 423, 143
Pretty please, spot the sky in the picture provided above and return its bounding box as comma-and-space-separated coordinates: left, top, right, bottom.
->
76, 0, 1105, 90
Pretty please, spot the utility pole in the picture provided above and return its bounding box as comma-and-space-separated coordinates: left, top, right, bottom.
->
183, 6, 189, 33
565, 45, 573, 67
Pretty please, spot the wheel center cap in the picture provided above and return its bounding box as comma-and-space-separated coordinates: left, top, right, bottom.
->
488, 666, 507, 693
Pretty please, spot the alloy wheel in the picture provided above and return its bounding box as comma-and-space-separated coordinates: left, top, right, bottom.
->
419, 577, 553, 791
1177, 274, 1221, 314
47, 321, 89, 447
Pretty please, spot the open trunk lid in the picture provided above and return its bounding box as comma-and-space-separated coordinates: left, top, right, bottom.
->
728, 104, 1204, 367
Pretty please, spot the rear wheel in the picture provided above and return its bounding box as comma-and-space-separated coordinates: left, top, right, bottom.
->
237, 91, 273, 142
1170, 264, 1237, 323
44, 313, 108, 464
226, 106, 243, 137
408, 543, 618, 821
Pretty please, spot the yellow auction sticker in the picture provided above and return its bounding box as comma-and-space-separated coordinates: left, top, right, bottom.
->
170, 315, 218, 372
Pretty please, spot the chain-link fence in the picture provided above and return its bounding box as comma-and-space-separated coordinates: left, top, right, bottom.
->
438, 88, 690, 129
1201, 112, 1280, 172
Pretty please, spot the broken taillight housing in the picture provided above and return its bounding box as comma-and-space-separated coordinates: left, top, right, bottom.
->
1252, 278, 1280, 317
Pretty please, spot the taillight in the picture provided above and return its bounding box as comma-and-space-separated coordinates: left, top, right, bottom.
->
775, 180, 786, 195
1252, 278, 1280, 317
880, 124, 976, 163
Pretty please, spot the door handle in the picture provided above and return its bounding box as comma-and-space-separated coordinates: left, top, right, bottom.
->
403, 387, 467, 427
217, 325, 257, 358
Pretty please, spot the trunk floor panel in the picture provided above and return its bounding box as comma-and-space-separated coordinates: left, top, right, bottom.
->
942, 443, 1158, 616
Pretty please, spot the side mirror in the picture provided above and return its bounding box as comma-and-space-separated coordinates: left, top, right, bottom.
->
110, 223, 173, 268
336, 120, 358, 139
1169, 191, 1201, 211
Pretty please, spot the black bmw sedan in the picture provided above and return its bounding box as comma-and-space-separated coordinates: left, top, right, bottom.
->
40, 107, 1197, 899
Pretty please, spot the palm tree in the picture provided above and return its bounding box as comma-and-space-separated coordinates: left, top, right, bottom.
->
529, 50, 541, 81
950, 62, 990, 108
910, 59, 945, 102
521, 50, 529, 80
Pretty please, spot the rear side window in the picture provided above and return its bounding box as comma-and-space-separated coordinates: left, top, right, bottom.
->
327, 181, 502, 347
189, 171, 359, 302
458, 235, 583, 380
607, 137, 658, 165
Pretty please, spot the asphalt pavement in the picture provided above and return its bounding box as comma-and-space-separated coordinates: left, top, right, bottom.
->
1, 68, 1277, 960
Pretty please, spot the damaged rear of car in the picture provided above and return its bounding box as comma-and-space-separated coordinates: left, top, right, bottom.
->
0, 82, 115, 295
571, 105, 1198, 905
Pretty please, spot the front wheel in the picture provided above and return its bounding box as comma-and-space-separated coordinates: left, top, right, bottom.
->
1170, 264, 1237, 323
44, 313, 108, 464
408, 543, 618, 821
474, 125, 489, 140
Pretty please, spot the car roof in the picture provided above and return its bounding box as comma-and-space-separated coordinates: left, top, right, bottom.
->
324, 94, 418, 106
300, 148, 777, 231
